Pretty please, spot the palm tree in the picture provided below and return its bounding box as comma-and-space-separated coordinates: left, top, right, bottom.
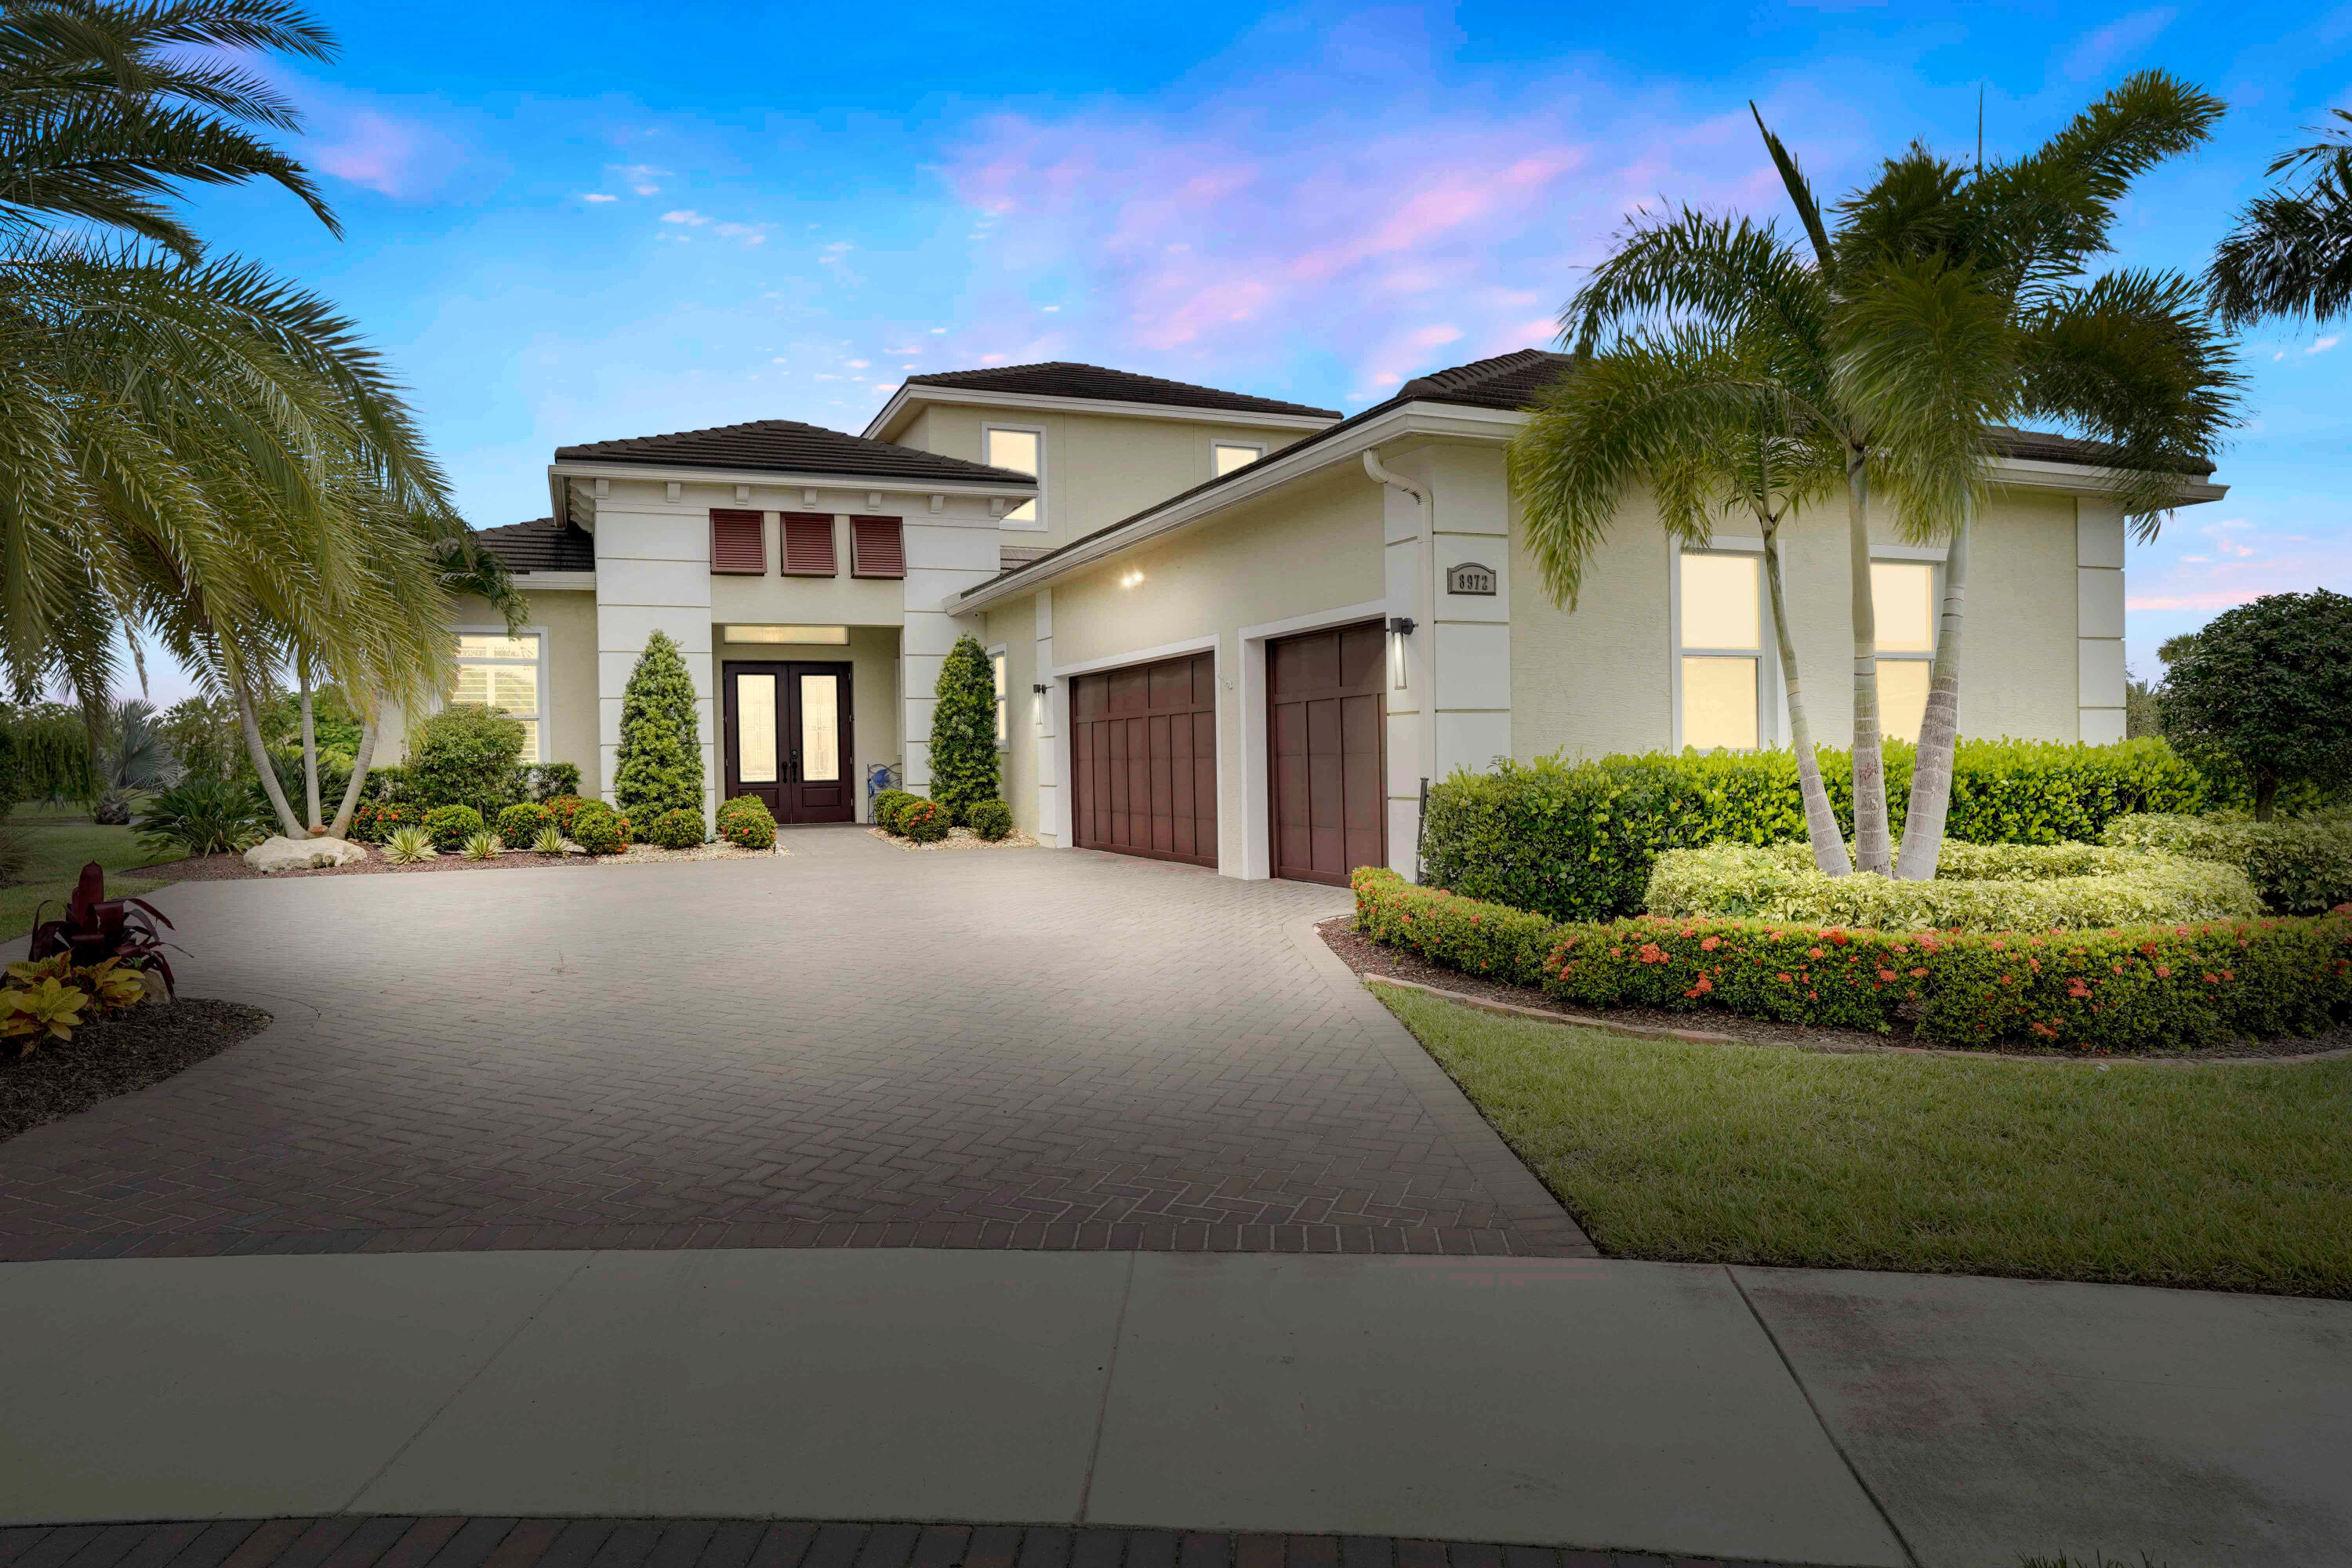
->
0, 0, 521, 839
2209, 108, 2352, 329
1512, 327, 1854, 873
1534, 74, 2238, 880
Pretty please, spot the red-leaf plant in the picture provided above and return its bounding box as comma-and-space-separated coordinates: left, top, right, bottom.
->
28, 862, 179, 997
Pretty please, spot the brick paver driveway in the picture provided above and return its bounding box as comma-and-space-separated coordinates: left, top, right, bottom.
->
0, 829, 1584, 1260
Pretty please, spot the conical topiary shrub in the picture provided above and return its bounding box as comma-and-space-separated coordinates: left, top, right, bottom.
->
612, 630, 704, 825
928, 633, 1000, 824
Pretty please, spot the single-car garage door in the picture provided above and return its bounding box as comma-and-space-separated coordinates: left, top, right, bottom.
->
1270, 622, 1386, 886
1070, 651, 1218, 867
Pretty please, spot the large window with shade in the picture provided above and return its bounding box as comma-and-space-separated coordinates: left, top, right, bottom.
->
1677, 552, 1763, 751
451, 630, 545, 764
1871, 561, 1938, 744
985, 425, 1043, 525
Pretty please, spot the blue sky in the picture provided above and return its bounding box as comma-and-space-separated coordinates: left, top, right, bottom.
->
164, 0, 2351, 699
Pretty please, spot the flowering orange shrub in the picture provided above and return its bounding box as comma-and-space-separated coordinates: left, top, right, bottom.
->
1352, 868, 2352, 1051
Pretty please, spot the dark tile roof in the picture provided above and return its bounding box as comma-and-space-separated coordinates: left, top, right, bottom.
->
474, 516, 595, 574
901, 361, 1339, 420
555, 419, 1036, 485
961, 348, 2217, 602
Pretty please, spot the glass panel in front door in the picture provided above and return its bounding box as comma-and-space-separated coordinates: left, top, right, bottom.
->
799, 674, 840, 782
737, 673, 779, 783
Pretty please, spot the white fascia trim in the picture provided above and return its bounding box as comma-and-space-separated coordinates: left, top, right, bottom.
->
546, 461, 1036, 501
864, 384, 1337, 443
513, 571, 596, 591
957, 401, 1524, 613
1238, 599, 1391, 645
1988, 456, 2227, 504
1049, 633, 1220, 680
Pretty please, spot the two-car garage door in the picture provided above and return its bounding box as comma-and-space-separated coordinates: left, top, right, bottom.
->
1069, 622, 1386, 886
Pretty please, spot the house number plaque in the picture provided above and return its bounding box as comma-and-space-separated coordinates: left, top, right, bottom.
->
1446, 561, 1497, 596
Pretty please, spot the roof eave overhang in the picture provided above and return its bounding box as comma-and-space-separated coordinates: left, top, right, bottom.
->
547, 459, 1036, 528
1987, 454, 2227, 505
864, 383, 1339, 444
955, 401, 1519, 612
509, 570, 596, 591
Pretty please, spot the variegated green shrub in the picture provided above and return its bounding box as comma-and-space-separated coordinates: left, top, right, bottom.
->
1642, 841, 2263, 931
2102, 812, 2352, 915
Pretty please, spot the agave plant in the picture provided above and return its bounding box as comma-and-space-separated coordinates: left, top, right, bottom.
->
382, 824, 436, 864
463, 829, 502, 861
532, 823, 567, 857
27, 862, 176, 996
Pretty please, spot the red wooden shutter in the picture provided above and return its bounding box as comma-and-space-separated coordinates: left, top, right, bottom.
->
710, 510, 765, 574
781, 513, 837, 575
851, 516, 906, 579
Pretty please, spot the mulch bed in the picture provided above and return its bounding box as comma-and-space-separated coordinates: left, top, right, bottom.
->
1317, 915, 2352, 1062
0, 998, 273, 1145
864, 826, 1039, 851
145, 840, 784, 884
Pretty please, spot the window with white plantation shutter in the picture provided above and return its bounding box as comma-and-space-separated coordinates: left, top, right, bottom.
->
851, 516, 905, 579
781, 513, 837, 576
710, 510, 765, 574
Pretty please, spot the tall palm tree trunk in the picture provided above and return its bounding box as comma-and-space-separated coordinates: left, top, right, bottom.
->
233, 670, 306, 837
326, 699, 380, 840
1764, 523, 1853, 875
1894, 509, 1971, 880
1844, 455, 1893, 875
297, 657, 322, 833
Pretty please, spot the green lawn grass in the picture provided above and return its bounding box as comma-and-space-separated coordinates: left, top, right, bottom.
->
1, 818, 183, 941
1377, 984, 2352, 1298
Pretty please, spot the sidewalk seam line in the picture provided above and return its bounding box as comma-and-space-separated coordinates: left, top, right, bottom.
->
1073, 1247, 1138, 1525
333, 1249, 600, 1514
1726, 1264, 1922, 1568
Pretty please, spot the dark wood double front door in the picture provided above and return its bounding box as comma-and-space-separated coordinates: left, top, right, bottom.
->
723, 662, 855, 823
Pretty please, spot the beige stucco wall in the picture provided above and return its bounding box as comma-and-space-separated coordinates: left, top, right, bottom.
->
909, 404, 1323, 553
710, 623, 900, 822
983, 608, 1040, 836
1508, 484, 2085, 764
385, 587, 602, 794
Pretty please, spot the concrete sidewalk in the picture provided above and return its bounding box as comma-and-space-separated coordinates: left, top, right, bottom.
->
3, 1250, 2347, 1568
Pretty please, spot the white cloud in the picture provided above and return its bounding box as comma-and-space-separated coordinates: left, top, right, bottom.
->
1043, 304, 1060, 312
715, 222, 768, 245
581, 193, 618, 203
661, 209, 710, 225
848, 359, 869, 368
930, 327, 946, 335
2308, 336, 2341, 355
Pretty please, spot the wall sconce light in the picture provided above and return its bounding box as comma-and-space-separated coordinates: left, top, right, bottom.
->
1388, 615, 1416, 691
1119, 568, 1145, 589
1032, 683, 1050, 695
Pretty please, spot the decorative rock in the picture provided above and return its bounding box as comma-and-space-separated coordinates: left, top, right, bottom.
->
243, 835, 368, 875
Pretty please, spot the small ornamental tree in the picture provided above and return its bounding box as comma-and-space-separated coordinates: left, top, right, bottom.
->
612, 630, 705, 824
2159, 590, 2352, 819
927, 634, 999, 823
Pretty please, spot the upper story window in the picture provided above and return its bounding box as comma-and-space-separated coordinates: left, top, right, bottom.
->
452, 632, 544, 764
985, 426, 1042, 524
1871, 561, 1938, 745
1213, 441, 1264, 477
1677, 552, 1762, 752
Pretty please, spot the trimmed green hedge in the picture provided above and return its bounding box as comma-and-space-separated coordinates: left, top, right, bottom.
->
2103, 813, 2352, 916
420, 804, 485, 851
1644, 842, 2263, 931
873, 789, 916, 833
1422, 739, 2220, 923
966, 799, 1012, 841
568, 801, 630, 855
717, 795, 776, 851
895, 797, 949, 842
1352, 868, 2352, 1051
644, 808, 706, 850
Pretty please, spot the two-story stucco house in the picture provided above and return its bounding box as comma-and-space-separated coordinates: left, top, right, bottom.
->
424, 351, 2223, 885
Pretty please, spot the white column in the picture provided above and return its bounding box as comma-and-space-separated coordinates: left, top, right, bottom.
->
1377, 459, 1431, 878
1033, 589, 1062, 846
901, 519, 1002, 797
2076, 499, 2128, 744
593, 499, 716, 821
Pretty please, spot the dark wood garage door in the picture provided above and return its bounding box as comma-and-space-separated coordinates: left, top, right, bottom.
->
1270, 622, 1386, 886
1070, 652, 1218, 867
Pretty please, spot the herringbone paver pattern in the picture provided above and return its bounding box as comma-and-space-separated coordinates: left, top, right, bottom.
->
0, 830, 1582, 1259
0, 1519, 1801, 1568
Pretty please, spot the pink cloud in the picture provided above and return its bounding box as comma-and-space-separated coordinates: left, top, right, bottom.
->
311, 110, 426, 196
938, 82, 1854, 405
